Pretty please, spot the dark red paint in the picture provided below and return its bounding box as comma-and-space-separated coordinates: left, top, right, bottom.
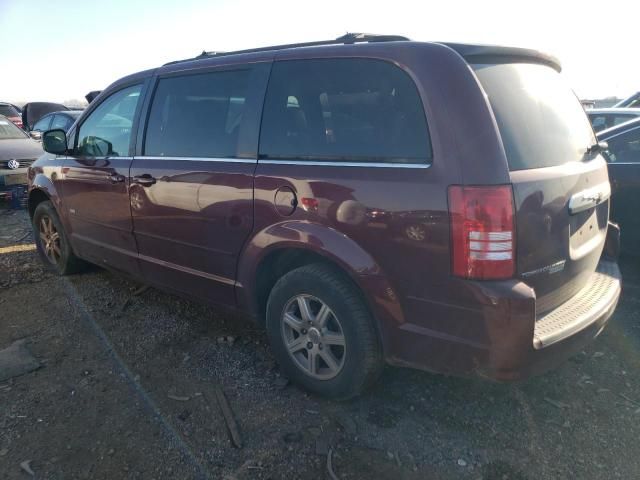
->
28, 40, 621, 381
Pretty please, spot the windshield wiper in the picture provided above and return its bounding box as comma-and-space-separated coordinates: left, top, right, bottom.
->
586, 141, 608, 154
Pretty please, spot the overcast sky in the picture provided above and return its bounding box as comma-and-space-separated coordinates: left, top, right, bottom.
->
1, 0, 637, 104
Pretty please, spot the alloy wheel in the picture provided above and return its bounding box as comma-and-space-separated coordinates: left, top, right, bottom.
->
281, 294, 346, 380
39, 215, 62, 265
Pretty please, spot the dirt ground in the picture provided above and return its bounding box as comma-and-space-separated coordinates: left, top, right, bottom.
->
1, 205, 639, 480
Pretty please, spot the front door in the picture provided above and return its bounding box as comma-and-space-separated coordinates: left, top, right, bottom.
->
61, 84, 144, 274
130, 63, 270, 306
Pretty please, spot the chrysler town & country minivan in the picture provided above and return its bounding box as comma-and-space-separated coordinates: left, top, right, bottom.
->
29, 34, 621, 399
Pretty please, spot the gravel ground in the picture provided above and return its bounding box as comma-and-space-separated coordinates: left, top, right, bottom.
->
1, 206, 639, 479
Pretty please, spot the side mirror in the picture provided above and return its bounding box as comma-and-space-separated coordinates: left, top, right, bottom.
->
29, 131, 42, 141
42, 129, 68, 155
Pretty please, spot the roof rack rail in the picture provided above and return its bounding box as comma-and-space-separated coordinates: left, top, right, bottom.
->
163, 33, 410, 66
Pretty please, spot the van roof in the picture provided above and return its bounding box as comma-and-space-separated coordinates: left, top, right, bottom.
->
162, 33, 562, 72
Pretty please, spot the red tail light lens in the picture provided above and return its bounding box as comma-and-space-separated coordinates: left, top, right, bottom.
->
448, 185, 515, 280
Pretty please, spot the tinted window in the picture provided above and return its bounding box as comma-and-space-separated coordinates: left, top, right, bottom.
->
613, 115, 635, 126
589, 115, 608, 132
51, 114, 74, 131
144, 70, 250, 158
77, 85, 141, 157
473, 63, 594, 171
0, 104, 20, 117
259, 59, 430, 163
605, 127, 640, 163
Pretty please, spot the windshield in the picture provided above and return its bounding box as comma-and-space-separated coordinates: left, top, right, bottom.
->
473, 63, 595, 171
0, 104, 20, 117
0, 117, 28, 139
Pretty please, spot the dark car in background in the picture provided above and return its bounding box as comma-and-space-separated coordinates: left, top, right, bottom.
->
588, 108, 640, 132
0, 102, 24, 129
21, 102, 72, 132
29, 110, 82, 140
0, 115, 43, 197
598, 117, 640, 253
29, 34, 621, 399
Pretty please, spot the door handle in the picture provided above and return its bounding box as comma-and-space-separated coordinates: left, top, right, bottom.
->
132, 174, 156, 187
108, 173, 125, 184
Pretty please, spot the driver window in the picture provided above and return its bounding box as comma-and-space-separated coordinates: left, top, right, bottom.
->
76, 85, 142, 157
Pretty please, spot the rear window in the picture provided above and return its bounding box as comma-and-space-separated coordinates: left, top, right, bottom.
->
0, 104, 20, 117
259, 58, 431, 163
473, 63, 594, 171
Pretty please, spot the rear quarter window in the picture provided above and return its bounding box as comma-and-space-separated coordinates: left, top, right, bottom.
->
473, 63, 594, 171
259, 58, 431, 163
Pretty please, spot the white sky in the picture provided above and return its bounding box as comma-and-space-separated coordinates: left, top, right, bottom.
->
0, 0, 637, 103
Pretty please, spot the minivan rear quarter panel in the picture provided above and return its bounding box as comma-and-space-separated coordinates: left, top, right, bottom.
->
242, 43, 524, 367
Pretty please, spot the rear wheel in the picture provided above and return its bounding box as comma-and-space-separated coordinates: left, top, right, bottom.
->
33, 201, 84, 275
266, 263, 383, 399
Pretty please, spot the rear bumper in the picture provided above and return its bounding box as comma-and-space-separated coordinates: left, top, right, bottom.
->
385, 259, 621, 381
533, 261, 620, 349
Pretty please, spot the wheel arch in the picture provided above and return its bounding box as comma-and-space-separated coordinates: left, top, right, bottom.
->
28, 173, 62, 217
236, 221, 406, 354
28, 187, 52, 218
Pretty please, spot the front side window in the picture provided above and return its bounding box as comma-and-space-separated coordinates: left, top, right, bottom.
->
32, 115, 52, 132
259, 58, 431, 163
605, 128, 640, 163
144, 69, 250, 158
77, 85, 142, 157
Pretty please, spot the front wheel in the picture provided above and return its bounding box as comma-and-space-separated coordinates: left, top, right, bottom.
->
33, 201, 85, 275
266, 263, 383, 399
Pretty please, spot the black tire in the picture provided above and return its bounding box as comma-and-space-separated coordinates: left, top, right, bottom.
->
32, 200, 85, 275
266, 263, 383, 399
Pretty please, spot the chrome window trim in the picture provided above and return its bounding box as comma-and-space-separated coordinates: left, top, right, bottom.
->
600, 125, 640, 142
258, 159, 432, 169
130, 156, 432, 168
134, 156, 257, 164
607, 162, 640, 165
58, 156, 135, 160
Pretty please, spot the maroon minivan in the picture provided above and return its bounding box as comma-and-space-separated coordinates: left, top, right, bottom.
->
29, 34, 621, 398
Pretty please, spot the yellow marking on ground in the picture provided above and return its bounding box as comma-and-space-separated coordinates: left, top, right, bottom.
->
0, 244, 36, 254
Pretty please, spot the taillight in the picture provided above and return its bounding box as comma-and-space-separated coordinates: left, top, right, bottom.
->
448, 185, 515, 280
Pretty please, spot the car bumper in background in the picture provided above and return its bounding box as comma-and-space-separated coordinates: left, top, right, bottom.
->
0, 167, 30, 190
0, 168, 30, 201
